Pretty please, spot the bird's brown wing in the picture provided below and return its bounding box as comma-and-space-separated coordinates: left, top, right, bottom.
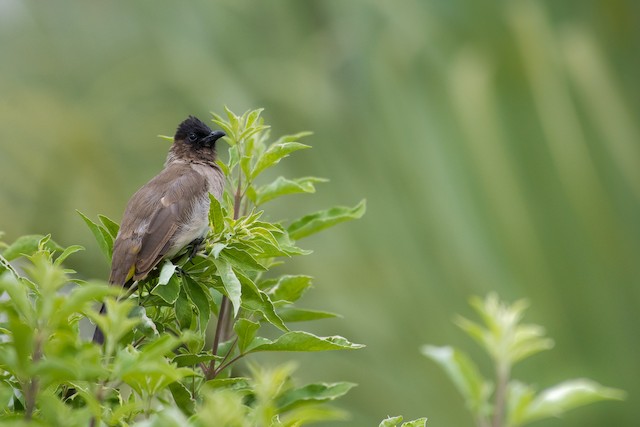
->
132, 202, 181, 279
109, 163, 207, 284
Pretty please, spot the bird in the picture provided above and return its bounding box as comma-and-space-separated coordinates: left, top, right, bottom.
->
92, 116, 226, 343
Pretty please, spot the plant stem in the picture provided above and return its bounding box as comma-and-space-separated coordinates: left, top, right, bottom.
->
217, 337, 238, 370
233, 167, 242, 220
492, 363, 510, 427
208, 296, 229, 377
24, 332, 43, 420
24, 380, 39, 420
214, 353, 246, 377
132, 335, 146, 348
207, 296, 236, 380
89, 382, 107, 427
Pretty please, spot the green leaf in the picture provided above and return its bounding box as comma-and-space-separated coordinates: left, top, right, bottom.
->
140, 408, 190, 427
276, 307, 339, 323
277, 382, 357, 411
402, 418, 428, 427
248, 331, 364, 353
0, 253, 19, 278
158, 261, 176, 285
203, 377, 252, 392
98, 214, 120, 238
244, 230, 288, 258
244, 108, 264, 129
235, 271, 288, 332
239, 114, 269, 143
130, 305, 158, 338
221, 247, 266, 272
2, 234, 62, 261
24, 249, 69, 294
210, 242, 226, 259
86, 299, 140, 353
168, 381, 196, 416
509, 324, 555, 364
0, 382, 14, 414
288, 199, 366, 240
216, 159, 230, 176
269, 275, 313, 303
254, 176, 328, 206
78, 211, 111, 261
234, 318, 260, 353
455, 294, 554, 366
379, 416, 428, 427
211, 114, 235, 144
380, 416, 404, 427
242, 124, 269, 145
0, 271, 34, 325
54, 245, 84, 266
280, 406, 349, 426
152, 264, 181, 304
251, 136, 312, 179
183, 275, 212, 333
240, 154, 252, 181
421, 345, 491, 415
35, 347, 107, 388
38, 389, 90, 427
225, 105, 240, 130
8, 313, 34, 376
213, 257, 242, 317
56, 282, 118, 322
227, 144, 240, 170
114, 337, 193, 396
175, 288, 193, 329
209, 194, 224, 237
507, 381, 537, 427
519, 379, 625, 425
173, 353, 221, 368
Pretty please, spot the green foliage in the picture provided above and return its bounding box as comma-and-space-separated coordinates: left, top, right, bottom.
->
379, 416, 427, 427
287, 201, 366, 241
421, 294, 625, 427
0, 108, 365, 425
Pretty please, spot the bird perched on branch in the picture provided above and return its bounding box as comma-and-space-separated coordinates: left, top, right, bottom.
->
92, 116, 226, 343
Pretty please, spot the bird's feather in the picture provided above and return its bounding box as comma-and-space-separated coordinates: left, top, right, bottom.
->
109, 162, 210, 285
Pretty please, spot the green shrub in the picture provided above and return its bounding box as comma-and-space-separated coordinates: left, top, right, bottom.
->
0, 108, 365, 426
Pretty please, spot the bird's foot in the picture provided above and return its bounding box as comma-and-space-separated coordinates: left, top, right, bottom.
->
187, 237, 205, 263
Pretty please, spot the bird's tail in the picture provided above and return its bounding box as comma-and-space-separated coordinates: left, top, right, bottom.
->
92, 302, 107, 344
94, 249, 136, 344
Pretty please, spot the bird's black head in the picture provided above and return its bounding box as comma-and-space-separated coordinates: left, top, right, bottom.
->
174, 116, 226, 148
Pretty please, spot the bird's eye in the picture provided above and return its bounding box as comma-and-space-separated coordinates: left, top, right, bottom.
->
188, 133, 198, 142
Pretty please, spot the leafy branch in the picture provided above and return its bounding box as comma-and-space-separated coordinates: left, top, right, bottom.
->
421, 293, 625, 427
0, 108, 365, 426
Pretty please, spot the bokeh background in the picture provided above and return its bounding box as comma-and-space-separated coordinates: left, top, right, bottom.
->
1, 0, 639, 425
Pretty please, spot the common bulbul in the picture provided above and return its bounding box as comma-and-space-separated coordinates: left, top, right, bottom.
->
92, 116, 226, 343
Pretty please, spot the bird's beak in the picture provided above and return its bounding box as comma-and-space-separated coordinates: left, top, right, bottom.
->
203, 130, 226, 145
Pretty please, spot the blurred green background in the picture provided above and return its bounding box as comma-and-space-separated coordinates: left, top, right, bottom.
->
1, 0, 639, 425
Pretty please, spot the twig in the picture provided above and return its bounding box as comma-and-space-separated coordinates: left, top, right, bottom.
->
132, 335, 146, 348
208, 297, 229, 378
217, 337, 238, 370
214, 353, 246, 377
